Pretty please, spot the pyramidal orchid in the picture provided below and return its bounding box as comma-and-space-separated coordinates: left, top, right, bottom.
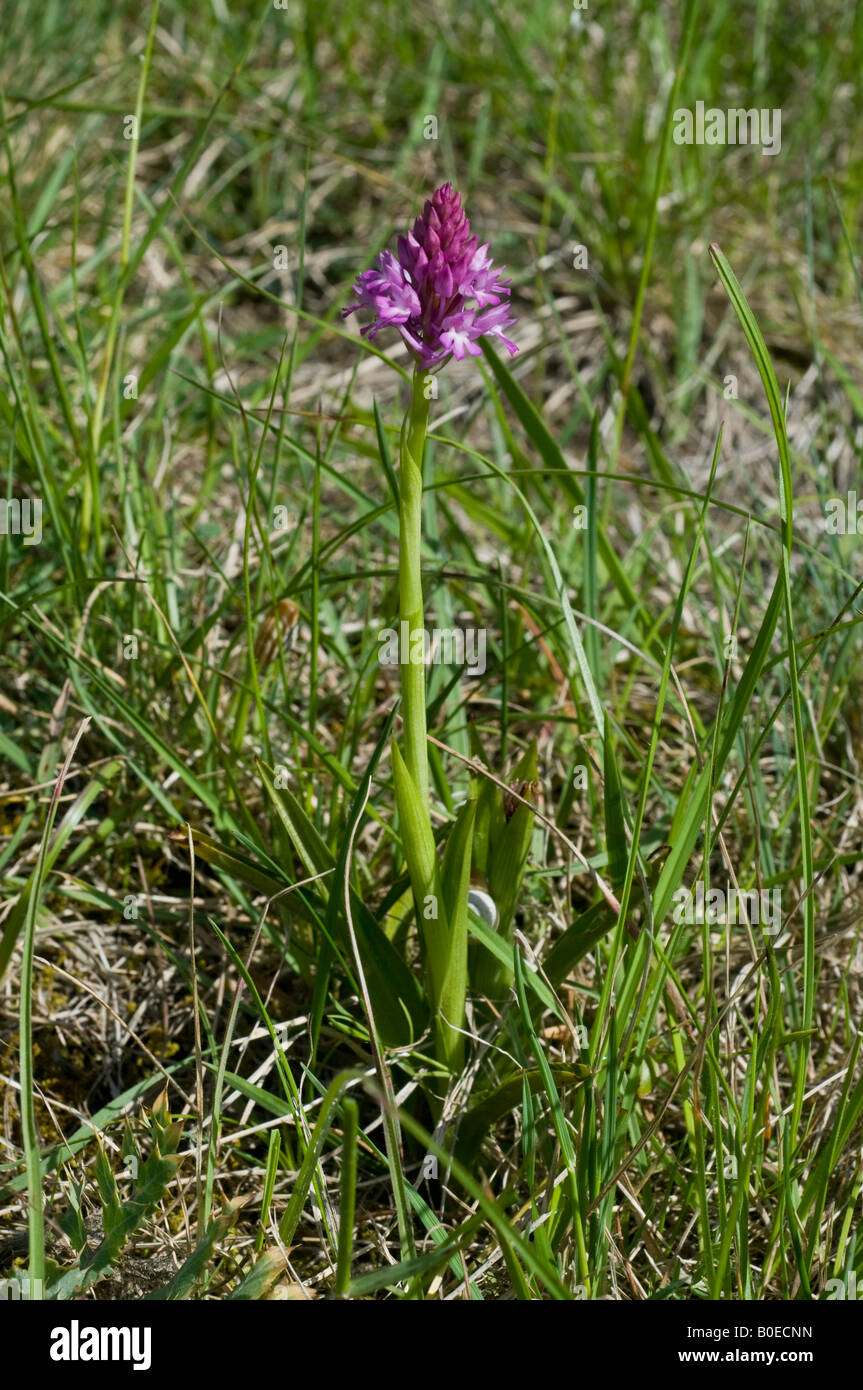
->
343, 182, 518, 368
344, 186, 518, 1077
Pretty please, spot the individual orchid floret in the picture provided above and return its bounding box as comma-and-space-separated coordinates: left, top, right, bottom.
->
342, 183, 518, 368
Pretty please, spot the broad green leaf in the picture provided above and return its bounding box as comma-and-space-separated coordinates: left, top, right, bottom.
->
474, 741, 538, 998
437, 798, 476, 1071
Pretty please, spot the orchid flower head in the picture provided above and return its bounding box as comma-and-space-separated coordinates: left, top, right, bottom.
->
342, 183, 518, 368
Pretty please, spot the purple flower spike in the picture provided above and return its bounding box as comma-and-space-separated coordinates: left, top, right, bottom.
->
342, 183, 518, 368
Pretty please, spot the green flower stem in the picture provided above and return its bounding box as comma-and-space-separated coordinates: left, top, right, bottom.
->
395, 370, 448, 1057
393, 369, 473, 1079
398, 367, 431, 809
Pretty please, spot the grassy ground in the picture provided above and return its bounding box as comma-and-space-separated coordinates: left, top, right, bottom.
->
1, 0, 862, 1300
